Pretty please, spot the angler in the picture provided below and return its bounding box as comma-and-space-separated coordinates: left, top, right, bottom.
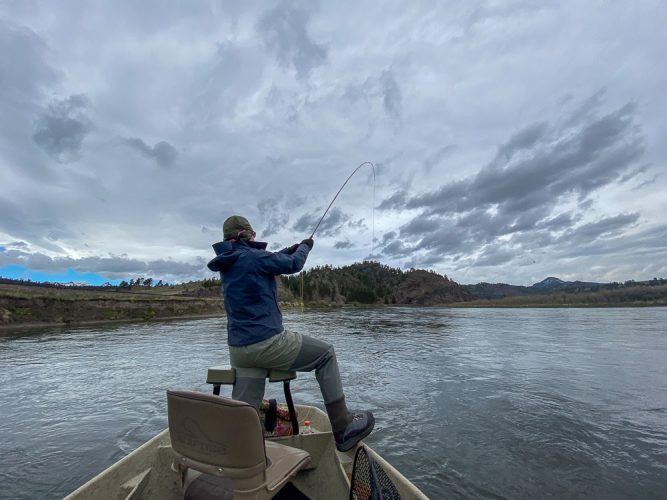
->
207, 215, 375, 452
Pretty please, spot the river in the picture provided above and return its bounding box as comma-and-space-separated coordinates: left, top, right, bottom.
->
1, 307, 666, 499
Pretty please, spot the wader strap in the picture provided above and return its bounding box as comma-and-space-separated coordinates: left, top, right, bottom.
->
283, 381, 299, 435
265, 399, 277, 433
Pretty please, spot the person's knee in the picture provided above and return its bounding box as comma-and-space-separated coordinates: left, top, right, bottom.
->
289, 335, 336, 372
320, 344, 336, 366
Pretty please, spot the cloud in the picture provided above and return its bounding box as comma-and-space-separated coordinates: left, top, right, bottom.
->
555, 222, 667, 260
258, 197, 290, 237
0, 20, 59, 101
0, 241, 29, 250
632, 174, 659, 191
381, 239, 411, 258
495, 122, 548, 161
436, 211, 648, 275
0, 198, 25, 236
556, 213, 640, 246
375, 92, 655, 275
378, 190, 407, 210
0, 198, 71, 253
347, 218, 368, 231
472, 246, 518, 267
619, 163, 651, 184
465, 2, 551, 30
381, 231, 396, 245
413, 221, 470, 256
343, 68, 404, 124
32, 94, 92, 162
1, 3, 665, 285
292, 207, 350, 237
122, 137, 178, 167
564, 87, 607, 128
334, 240, 353, 249
381, 69, 402, 119
536, 213, 580, 231
399, 216, 444, 238
403, 99, 644, 220
0, 248, 206, 281
424, 145, 457, 172
257, 0, 327, 78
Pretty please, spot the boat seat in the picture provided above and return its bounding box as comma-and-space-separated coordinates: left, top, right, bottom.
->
167, 390, 311, 499
206, 366, 297, 390
206, 366, 300, 435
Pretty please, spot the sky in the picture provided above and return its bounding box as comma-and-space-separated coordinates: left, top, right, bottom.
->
0, 0, 665, 286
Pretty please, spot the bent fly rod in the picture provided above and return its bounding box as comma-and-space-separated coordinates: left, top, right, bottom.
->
299, 161, 376, 311
309, 161, 376, 255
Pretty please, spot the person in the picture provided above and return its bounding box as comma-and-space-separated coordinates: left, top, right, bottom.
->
207, 215, 375, 452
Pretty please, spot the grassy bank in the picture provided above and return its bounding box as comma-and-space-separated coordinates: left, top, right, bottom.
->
448, 284, 667, 308
0, 282, 224, 329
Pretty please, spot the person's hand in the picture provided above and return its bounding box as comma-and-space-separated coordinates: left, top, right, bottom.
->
300, 238, 314, 250
286, 244, 299, 254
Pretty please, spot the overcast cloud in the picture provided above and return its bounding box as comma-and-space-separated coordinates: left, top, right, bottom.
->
0, 1, 665, 285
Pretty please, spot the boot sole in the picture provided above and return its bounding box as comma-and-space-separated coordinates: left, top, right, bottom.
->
335, 415, 375, 452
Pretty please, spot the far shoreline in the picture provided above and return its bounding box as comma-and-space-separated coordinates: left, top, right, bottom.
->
2, 302, 665, 335
0, 313, 227, 335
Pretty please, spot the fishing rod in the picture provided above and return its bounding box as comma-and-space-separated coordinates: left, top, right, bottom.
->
309, 161, 376, 246
300, 161, 376, 311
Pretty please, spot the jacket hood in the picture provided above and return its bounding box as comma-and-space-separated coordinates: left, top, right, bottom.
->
207, 240, 268, 272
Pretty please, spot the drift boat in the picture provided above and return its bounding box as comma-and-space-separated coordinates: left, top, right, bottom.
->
65, 368, 428, 499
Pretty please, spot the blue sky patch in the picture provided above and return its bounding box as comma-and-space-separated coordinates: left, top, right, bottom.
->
0, 265, 118, 286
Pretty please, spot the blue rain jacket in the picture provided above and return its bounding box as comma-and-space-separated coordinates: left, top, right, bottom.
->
207, 239, 310, 346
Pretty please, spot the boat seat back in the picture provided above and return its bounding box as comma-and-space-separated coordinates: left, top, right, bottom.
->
167, 390, 311, 498
206, 366, 297, 385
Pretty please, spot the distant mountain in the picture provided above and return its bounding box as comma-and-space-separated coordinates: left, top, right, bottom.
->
531, 277, 565, 289
466, 276, 611, 300
530, 276, 607, 290
61, 281, 90, 287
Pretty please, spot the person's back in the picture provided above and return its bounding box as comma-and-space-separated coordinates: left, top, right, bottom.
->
208, 238, 307, 346
207, 215, 375, 452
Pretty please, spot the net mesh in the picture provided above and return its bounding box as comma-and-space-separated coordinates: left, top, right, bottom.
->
350, 446, 401, 500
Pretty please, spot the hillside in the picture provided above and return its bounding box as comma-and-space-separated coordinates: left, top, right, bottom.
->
459, 283, 667, 307
464, 277, 667, 302
2, 270, 666, 328
280, 262, 472, 305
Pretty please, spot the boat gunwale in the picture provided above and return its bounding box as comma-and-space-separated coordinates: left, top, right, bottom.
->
64, 405, 428, 499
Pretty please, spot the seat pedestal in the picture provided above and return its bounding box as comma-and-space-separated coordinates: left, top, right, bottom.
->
207, 366, 300, 435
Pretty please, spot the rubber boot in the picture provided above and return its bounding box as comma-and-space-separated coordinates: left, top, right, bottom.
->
325, 396, 353, 433
326, 397, 375, 452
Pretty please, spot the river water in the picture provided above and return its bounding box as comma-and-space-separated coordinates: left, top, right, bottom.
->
1, 307, 666, 499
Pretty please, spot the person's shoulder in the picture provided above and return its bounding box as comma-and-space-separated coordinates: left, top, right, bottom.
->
244, 245, 279, 265
242, 240, 267, 252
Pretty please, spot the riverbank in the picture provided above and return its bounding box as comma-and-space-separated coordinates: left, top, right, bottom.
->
0, 282, 225, 329
3, 279, 666, 330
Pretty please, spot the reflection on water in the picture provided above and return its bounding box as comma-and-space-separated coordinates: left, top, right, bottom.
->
1, 308, 666, 499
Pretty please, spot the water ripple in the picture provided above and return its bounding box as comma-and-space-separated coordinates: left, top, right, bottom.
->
1, 309, 667, 499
